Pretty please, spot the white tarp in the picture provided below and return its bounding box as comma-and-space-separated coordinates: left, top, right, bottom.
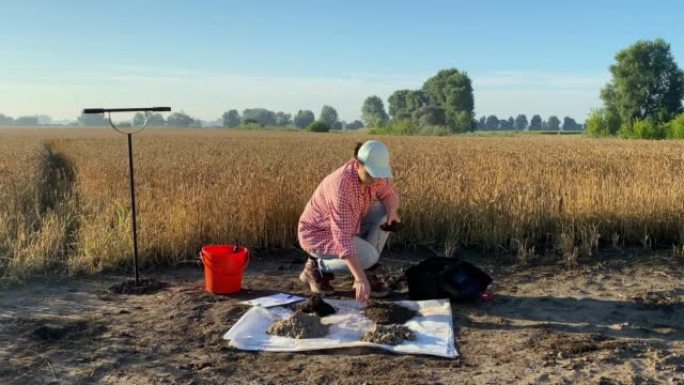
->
223, 298, 457, 358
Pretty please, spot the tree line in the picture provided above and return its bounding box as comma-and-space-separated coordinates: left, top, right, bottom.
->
71, 107, 365, 131
221, 107, 363, 131
0, 114, 41, 126
476, 114, 583, 131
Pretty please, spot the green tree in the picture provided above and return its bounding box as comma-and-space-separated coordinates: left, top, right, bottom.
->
293, 110, 315, 129
361, 96, 388, 127
133, 112, 145, 126
515, 114, 528, 130
0, 113, 14, 125
132, 112, 166, 127
78, 112, 108, 126
166, 112, 195, 127
413, 106, 446, 127
547, 116, 560, 130
477, 116, 486, 130
601, 39, 684, 127
242, 108, 276, 126
422, 68, 475, 132
499, 116, 514, 130
388, 90, 427, 120
346, 120, 364, 130
529, 114, 542, 130
275, 111, 292, 127
562, 116, 580, 130
147, 113, 166, 126
485, 115, 499, 130
306, 121, 330, 132
222, 109, 241, 128
319, 105, 338, 128
14, 116, 38, 126
190, 118, 202, 128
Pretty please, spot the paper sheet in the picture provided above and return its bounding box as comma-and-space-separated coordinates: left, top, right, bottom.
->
240, 293, 306, 308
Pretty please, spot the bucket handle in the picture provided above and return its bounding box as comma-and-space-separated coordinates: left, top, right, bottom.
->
240, 247, 250, 270
199, 247, 250, 270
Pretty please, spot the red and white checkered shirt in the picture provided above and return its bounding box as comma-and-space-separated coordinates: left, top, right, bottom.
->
298, 159, 397, 259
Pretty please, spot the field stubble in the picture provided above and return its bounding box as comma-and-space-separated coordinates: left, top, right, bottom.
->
2, 128, 684, 279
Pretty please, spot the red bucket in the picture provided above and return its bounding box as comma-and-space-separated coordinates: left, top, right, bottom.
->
200, 245, 250, 294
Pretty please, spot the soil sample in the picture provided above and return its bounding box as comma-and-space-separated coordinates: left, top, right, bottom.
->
380, 221, 403, 232
363, 302, 418, 325
267, 310, 328, 339
295, 295, 336, 317
362, 324, 416, 345
109, 278, 167, 295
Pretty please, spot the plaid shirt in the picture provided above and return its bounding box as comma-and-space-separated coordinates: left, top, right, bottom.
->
298, 159, 397, 259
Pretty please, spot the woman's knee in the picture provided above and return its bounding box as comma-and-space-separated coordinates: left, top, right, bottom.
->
365, 203, 387, 225
356, 243, 379, 269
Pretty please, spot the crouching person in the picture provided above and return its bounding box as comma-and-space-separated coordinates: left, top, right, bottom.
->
297, 140, 400, 303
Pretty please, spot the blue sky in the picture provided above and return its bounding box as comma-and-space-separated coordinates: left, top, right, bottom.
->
1, 0, 683, 122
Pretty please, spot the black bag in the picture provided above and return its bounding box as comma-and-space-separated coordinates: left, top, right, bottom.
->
405, 257, 492, 301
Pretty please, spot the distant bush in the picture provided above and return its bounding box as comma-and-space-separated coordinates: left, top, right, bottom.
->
585, 110, 610, 137
418, 125, 451, 136
368, 119, 451, 136
621, 119, 667, 139
306, 121, 330, 132
240, 122, 263, 130
667, 114, 684, 139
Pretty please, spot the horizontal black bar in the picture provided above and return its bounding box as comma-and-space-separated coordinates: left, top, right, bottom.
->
82, 107, 171, 114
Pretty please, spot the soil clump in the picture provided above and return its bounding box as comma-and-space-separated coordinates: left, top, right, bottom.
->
362, 324, 416, 345
267, 310, 328, 339
364, 302, 417, 325
295, 295, 336, 317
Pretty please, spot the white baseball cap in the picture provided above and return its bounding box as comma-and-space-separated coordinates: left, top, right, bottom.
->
357, 140, 393, 179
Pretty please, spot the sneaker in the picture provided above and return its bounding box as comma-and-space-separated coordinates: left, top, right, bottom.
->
299, 257, 335, 295
365, 264, 389, 298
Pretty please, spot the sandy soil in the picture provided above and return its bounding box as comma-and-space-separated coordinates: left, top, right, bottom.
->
1, 249, 682, 385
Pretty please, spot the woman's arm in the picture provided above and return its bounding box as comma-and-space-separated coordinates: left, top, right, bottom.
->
382, 191, 401, 224
345, 254, 370, 303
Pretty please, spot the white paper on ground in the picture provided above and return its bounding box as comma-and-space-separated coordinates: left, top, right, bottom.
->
223, 299, 457, 358
240, 293, 306, 308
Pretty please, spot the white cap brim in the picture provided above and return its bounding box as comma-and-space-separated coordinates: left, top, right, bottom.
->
365, 165, 393, 179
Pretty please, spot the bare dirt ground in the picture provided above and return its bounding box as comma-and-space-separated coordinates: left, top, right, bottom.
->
1, 249, 683, 385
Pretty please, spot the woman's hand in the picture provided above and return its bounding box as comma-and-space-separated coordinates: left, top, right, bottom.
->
345, 254, 371, 304
353, 276, 371, 304
386, 210, 401, 226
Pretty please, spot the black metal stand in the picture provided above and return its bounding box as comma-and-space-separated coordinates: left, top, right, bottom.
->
82, 106, 170, 286
127, 133, 140, 284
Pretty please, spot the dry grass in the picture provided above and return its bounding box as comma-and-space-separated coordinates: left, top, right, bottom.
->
2, 127, 684, 279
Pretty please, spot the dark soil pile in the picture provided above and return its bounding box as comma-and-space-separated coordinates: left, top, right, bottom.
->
109, 278, 167, 295
267, 310, 328, 339
295, 295, 336, 317
361, 324, 416, 345
363, 302, 418, 325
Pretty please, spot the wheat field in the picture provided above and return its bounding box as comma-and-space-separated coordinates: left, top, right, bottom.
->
2, 127, 684, 280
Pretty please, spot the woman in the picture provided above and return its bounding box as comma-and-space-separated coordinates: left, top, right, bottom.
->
298, 140, 401, 303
